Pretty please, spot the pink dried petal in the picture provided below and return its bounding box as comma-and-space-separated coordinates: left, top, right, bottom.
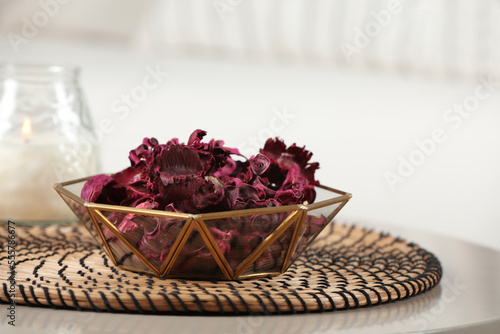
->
250, 154, 270, 176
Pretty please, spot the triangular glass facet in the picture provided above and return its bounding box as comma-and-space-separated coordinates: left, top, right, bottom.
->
289, 202, 343, 264
204, 211, 295, 272
57, 192, 99, 241
99, 210, 186, 270
92, 211, 154, 274
240, 216, 297, 277
168, 226, 225, 279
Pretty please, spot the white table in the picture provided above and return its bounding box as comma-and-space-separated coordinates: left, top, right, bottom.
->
2, 221, 499, 334
1, 40, 499, 333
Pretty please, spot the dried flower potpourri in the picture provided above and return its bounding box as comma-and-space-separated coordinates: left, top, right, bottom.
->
80, 130, 326, 275
82, 129, 320, 212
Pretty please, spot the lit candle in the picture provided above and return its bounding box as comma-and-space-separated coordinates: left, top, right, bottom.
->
22, 116, 31, 142
0, 117, 99, 223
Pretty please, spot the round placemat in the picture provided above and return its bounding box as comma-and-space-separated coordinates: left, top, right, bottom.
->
0, 222, 442, 314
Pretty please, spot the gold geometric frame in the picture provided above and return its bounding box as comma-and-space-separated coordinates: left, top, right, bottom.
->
54, 177, 351, 280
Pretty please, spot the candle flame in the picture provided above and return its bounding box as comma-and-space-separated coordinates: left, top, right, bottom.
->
22, 117, 32, 142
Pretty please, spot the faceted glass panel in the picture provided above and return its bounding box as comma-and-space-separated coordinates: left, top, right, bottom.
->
290, 202, 343, 263
168, 226, 225, 278
92, 212, 153, 274
57, 192, 99, 242
99, 210, 186, 270
241, 217, 297, 276
204, 211, 294, 271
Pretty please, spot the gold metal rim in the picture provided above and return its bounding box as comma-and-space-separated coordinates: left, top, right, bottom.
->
53, 177, 352, 219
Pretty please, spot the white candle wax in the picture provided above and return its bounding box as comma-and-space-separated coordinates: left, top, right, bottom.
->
0, 137, 99, 222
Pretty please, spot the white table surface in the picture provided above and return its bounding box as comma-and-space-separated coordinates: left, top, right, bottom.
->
1, 40, 499, 333
1, 220, 499, 334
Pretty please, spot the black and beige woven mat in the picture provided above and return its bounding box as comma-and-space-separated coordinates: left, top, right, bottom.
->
0, 222, 442, 314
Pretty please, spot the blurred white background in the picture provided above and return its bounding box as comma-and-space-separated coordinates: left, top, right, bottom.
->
1, 0, 499, 251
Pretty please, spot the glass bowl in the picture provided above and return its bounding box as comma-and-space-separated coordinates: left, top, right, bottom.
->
54, 177, 351, 280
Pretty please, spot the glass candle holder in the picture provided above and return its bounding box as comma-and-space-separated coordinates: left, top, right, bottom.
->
0, 64, 100, 224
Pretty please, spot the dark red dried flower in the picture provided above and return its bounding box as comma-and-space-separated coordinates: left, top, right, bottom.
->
81, 130, 323, 269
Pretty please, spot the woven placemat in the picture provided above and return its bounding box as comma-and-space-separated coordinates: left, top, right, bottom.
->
0, 222, 442, 314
